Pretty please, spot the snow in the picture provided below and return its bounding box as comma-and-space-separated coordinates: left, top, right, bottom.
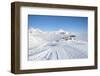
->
28, 28, 88, 61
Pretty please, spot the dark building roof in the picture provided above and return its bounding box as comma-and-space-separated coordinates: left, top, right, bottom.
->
70, 35, 76, 37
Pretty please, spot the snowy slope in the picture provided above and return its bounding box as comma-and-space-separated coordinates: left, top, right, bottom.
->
28, 28, 88, 61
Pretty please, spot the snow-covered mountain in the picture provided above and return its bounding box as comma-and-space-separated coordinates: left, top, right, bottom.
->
28, 28, 88, 61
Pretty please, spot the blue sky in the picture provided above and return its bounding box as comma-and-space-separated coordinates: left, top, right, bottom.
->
28, 15, 88, 33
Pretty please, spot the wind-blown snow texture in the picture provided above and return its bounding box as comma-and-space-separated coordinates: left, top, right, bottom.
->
28, 28, 88, 61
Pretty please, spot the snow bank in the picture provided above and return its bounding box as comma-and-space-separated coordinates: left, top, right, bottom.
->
28, 28, 88, 61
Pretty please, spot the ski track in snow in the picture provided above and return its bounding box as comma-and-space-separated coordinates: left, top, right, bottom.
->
28, 28, 88, 61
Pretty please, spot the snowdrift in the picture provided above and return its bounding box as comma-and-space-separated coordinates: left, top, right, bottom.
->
28, 28, 88, 61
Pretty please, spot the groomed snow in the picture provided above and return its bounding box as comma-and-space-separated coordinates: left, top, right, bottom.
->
28, 28, 88, 61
